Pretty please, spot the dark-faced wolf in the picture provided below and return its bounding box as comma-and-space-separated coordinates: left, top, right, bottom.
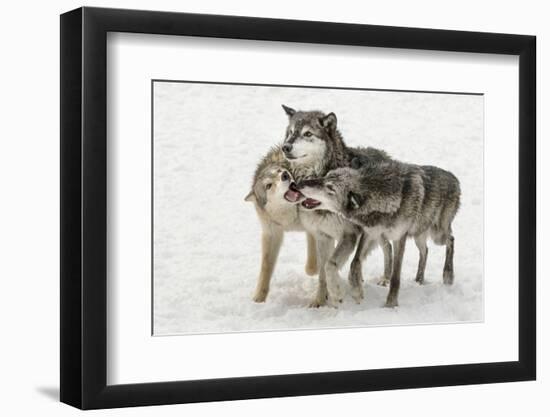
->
245, 106, 392, 306
295, 159, 461, 307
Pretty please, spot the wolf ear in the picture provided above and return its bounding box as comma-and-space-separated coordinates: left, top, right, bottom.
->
244, 190, 256, 202
319, 112, 337, 131
282, 104, 296, 117
347, 191, 363, 210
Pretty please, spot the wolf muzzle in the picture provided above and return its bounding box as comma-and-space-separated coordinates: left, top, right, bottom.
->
284, 182, 304, 203
296, 178, 324, 190
294, 180, 323, 209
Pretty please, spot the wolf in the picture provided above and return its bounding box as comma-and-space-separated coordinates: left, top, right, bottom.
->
295, 159, 461, 307
280, 105, 390, 180
247, 159, 377, 307
245, 106, 392, 306
244, 148, 318, 303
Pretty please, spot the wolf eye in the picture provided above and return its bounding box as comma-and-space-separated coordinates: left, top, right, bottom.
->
281, 171, 290, 182
303, 131, 313, 137
326, 184, 336, 193
265, 183, 272, 190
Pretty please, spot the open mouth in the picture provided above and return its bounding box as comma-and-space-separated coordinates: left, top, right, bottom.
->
284, 183, 304, 203
284, 183, 321, 208
284, 154, 307, 160
301, 198, 321, 209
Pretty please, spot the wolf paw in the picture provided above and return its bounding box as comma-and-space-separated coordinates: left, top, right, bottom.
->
309, 300, 325, 308
309, 295, 328, 308
252, 290, 268, 303
384, 296, 398, 308
443, 270, 454, 285
328, 283, 344, 304
350, 285, 364, 304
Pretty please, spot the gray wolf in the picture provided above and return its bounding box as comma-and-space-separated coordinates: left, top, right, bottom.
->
247, 160, 367, 307
244, 147, 318, 303
245, 106, 391, 306
295, 158, 461, 307
280, 104, 389, 180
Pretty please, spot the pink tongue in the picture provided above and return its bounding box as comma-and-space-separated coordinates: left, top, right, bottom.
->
304, 198, 320, 208
284, 189, 302, 202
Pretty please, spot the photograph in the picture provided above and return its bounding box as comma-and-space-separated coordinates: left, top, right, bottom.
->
53, 3, 538, 412
152, 80, 484, 335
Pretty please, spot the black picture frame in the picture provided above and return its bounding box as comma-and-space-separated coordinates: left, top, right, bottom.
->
60, 6, 536, 410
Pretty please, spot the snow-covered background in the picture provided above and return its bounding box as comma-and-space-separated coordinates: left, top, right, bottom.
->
153, 81, 483, 335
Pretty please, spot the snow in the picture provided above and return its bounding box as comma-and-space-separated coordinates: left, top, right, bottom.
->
153, 81, 484, 335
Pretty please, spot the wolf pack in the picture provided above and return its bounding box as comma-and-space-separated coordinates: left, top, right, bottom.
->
245, 105, 461, 308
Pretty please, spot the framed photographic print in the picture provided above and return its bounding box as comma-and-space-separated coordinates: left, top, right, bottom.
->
60, 6, 536, 410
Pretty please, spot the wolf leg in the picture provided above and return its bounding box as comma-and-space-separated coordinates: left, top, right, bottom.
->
326, 232, 357, 303
350, 233, 380, 301
305, 232, 319, 276
378, 236, 393, 286
443, 234, 455, 285
349, 232, 366, 302
253, 228, 283, 302
414, 233, 428, 284
385, 234, 407, 308
309, 234, 333, 307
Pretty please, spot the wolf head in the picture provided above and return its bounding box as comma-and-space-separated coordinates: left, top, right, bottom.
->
280, 105, 341, 171
296, 162, 405, 217
295, 167, 364, 214
244, 164, 301, 213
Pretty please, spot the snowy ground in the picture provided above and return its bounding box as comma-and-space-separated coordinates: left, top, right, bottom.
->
153, 81, 484, 335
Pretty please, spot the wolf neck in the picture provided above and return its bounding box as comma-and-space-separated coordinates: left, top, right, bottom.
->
290, 159, 326, 180
335, 209, 365, 227
290, 129, 348, 180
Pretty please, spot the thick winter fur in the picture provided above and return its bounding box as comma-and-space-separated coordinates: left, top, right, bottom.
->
281, 106, 391, 306
244, 147, 318, 303
246, 106, 392, 306
245, 146, 363, 306
296, 159, 461, 307
281, 105, 390, 180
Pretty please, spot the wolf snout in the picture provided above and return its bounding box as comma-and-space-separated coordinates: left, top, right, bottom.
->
284, 182, 304, 203
296, 178, 322, 189
282, 143, 293, 154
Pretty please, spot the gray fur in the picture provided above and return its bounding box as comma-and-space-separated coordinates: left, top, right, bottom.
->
296, 159, 461, 307
280, 107, 394, 305
280, 106, 390, 180
246, 107, 392, 306
349, 233, 393, 301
